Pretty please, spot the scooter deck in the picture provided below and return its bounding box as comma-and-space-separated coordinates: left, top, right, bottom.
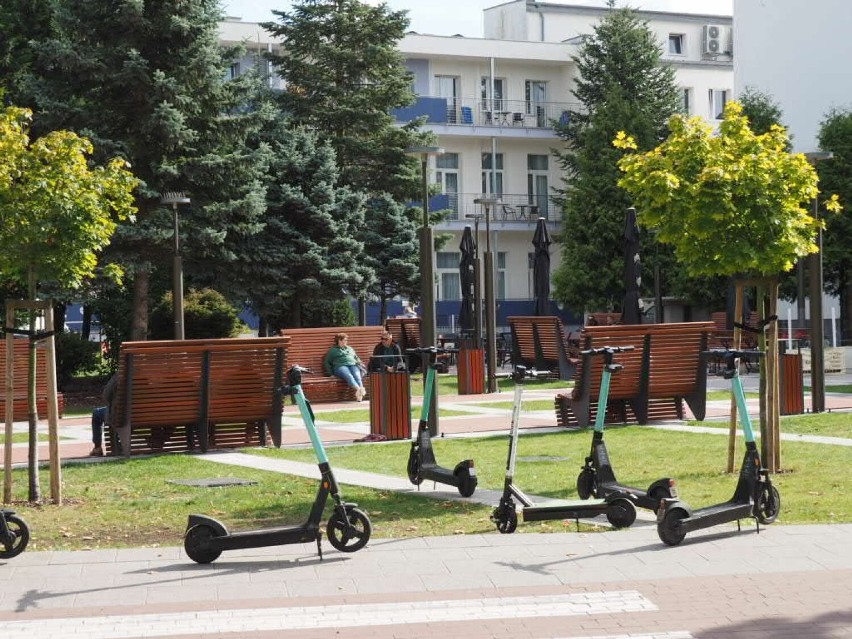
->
522, 500, 609, 522
598, 481, 660, 511
214, 523, 320, 551
678, 500, 753, 534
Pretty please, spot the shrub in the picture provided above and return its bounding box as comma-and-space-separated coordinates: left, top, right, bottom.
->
150, 288, 245, 340
54, 331, 100, 389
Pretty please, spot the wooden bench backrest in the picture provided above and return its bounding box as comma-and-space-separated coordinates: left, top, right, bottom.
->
645, 322, 714, 397
1, 339, 51, 399
588, 312, 622, 326
282, 326, 383, 376
385, 318, 421, 351
507, 316, 574, 378
113, 337, 289, 428
576, 327, 648, 400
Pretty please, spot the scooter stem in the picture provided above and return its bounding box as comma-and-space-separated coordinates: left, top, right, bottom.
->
419, 365, 436, 423
293, 385, 329, 465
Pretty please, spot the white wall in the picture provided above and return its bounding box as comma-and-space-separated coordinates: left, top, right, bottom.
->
734, 0, 852, 153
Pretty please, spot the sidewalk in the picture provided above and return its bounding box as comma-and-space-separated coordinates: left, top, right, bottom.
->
2, 374, 852, 637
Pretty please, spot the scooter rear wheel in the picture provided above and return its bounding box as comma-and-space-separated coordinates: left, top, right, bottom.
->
605, 498, 636, 529
754, 484, 781, 525
576, 469, 596, 500
455, 467, 477, 497
327, 507, 371, 553
184, 524, 222, 564
658, 508, 688, 546
0, 514, 30, 558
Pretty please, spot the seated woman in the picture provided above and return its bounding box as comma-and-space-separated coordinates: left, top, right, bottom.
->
323, 332, 367, 401
369, 331, 404, 373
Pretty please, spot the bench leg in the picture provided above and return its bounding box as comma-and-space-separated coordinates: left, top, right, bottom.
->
115, 425, 131, 456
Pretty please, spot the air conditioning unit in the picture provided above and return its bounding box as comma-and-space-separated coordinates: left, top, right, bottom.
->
703, 24, 724, 55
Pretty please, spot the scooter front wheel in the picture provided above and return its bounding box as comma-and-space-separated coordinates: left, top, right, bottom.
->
576, 469, 596, 500
494, 507, 517, 534
184, 524, 223, 564
658, 508, 688, 546
407, 448, 423, 485
0, 514, 30, 558
754, 484, 781, 525
605, 498, 636, 529
327, 507, 371, 553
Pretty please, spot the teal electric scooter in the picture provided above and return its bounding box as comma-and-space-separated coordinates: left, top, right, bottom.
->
656, 349, 781, 546
184, 365, 372, 563
576, 346, 676, 512
406, 346, 477, 497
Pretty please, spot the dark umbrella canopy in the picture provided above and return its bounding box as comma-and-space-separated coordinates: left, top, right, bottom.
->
621, 207, 643, 325
532, 217, 551, 316
458, 226, 476, 333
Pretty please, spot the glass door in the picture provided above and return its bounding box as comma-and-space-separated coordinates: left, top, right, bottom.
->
436, 75, 460, 124
525, 80, 547, 127
527, 154, 549, 219
437, 153, 460, 217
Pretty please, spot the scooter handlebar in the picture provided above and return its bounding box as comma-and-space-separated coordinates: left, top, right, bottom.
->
580, 345, 635, 356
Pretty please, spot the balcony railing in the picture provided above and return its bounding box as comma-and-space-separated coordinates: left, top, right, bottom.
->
424, 193, 560, 223
393, 96, 579, 130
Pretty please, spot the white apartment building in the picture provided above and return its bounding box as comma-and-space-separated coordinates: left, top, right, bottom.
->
219, 1, 732, 329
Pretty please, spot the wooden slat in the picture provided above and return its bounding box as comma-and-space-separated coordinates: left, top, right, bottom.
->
0, 339, 65, 419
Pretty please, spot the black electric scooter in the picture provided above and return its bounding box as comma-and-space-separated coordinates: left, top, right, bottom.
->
0, 508, 29, 559
406, 346, 477, 497
576, 346, 676, 512
184, 366, 372, 563
656, 349, 781, 546
491, 365, 637, 533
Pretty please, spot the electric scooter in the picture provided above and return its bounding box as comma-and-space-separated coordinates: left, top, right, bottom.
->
406, 346, 477, 497
491, 365, 637, 534
183, 366, 372, 564
656, 349, 781, 546
0, 508, 29, 559
576, 346, 676, 512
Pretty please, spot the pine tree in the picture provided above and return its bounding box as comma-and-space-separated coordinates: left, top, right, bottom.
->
552, 2, 680, 314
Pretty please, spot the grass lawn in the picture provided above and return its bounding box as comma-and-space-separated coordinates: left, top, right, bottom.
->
10, 410, 848, 552
691, 410, 852, 439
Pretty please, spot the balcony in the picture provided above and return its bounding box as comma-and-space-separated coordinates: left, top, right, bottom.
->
423, 193, 561, 225
393, 96, 578, 130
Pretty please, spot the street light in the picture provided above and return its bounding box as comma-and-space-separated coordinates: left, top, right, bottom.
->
804, 151, 833, 413
466, 212, 483, 345
473, 196, 500, 393
161, 192, 191, 340
405, 146, 443, 434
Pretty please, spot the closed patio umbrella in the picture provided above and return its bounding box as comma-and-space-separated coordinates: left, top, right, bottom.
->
622, 207, 643, 325
459, 226, 476, 334
532, 217, 551, 316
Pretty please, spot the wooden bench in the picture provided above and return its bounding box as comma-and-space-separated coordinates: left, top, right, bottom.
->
1, 338, 65, 420
385, 318, 421, 372
106, 337, 288, 456
507, 316, 578, 380
588, 312, 622, 326
281, 326, 384, 403
555, 322, 713, 428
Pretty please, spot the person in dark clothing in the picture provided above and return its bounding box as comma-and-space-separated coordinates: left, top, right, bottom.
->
90, 373, 118, 456
369, 331, 404, 373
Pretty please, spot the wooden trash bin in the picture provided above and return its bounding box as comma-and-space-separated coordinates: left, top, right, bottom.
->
368, 372, 411, 440
457, 346, 485, 395
780, 352, 804, 415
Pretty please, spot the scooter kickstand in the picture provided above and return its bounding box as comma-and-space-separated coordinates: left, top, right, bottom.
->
316, 535, 323, 560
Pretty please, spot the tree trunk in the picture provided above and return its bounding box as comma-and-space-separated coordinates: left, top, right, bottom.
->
82, 304, 92, 341
130, 269, 150, 341
52, 302, 66, 335
26, 267, 40, 502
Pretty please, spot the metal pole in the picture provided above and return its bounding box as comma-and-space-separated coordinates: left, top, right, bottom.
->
808, 197, 825, 412
419, 154, 439, 435
484, 204, 497, 393
172, 203, 185, 340
473, 215, 482, 345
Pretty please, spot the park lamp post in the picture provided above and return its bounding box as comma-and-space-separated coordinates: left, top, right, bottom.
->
804, 150, 833, 413
473, 196, 500, 393
405, 146, 443, 435
161, 192, 191, 340
465, 212, 484, 345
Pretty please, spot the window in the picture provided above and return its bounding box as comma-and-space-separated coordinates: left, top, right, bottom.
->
709, 89, 729, 119
680, 88, 691, 115
436, 153, 460, 216
497, 252, 507, 299
436, 75, 460, 123
481, 153, 504, 196
668, 34, 684, 55
525, 80, 547, 126
527, 154, 549, 217
229, 62, 241, 80
480, 77, 505, 112
437, 252, 460, 301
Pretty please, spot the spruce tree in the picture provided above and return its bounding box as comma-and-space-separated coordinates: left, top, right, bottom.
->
552, 2, 680, 314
